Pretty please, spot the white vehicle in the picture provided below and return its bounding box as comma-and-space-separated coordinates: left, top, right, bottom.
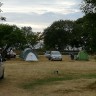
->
49, 51, 62, 61
0, 55, 4, 79
44, 51, 51, 58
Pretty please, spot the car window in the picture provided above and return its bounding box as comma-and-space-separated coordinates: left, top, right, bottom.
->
51, 51, 60, 55
46, 51, 50, 54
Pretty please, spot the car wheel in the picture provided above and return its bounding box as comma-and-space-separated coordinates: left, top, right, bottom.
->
48, 58, 50, 60
51, 58, 53, 61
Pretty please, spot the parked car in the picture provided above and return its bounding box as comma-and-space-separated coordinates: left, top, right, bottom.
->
44, 51, 51, 58
0, 55, 4, 79
49, 51, 62, 61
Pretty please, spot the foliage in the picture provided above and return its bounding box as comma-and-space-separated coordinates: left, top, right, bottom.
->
0, 24, 42, 50
0, 2, 6, 21
21, 27, 42, 49
81, 0, 96, 14
26, 32, 41, 48
43, 16, 96, 53
80, 0, 96, 53
0, 24, 26, 48
0, 0, 96, 53
43, 20, 75, 50
69, 20, 84, 48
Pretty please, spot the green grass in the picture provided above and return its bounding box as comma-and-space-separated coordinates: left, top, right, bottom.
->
20, 73, 96, 89
81, 73, 96, 79
21, 75, 74, 89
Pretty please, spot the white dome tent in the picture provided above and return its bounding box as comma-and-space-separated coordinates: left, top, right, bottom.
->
20, 48, 38, 61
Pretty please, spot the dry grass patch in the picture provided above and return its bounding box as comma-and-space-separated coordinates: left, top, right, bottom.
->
20, 73, 96, 90
0, 55, 96, 96
87, 81, 96, 90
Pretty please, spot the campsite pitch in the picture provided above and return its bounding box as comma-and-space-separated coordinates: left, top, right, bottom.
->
0, 55, 96, 96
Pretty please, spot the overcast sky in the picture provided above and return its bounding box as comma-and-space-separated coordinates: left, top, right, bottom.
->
0, 0, 84, 32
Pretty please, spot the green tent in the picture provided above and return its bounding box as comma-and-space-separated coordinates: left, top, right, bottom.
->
77, 50, 89, 61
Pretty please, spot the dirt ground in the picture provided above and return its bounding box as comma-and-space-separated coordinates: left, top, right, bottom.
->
0, 55, 96, 96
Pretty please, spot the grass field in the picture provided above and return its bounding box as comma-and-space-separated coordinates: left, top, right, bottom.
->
0, 55, 96, 96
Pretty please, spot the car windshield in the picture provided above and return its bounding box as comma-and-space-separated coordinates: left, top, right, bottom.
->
51, 51, 60, 55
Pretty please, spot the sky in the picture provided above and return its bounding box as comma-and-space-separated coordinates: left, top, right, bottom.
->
0, 0, 84, 32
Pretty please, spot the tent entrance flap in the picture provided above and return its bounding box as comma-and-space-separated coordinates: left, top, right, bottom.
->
26, 52, 38, 61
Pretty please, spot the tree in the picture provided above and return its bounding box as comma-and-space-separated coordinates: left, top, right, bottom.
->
7, 25, 26, 48
69, 19, 84, 48
21, 27, 42, 49
0, 24, 26, 48
43, 20, 75, 50
0, 2, 6, 21
80, 0, 96, 53
26, 32, 40, 48
21, 26, 32, 37
81, 0, 96, 14
80, 15, 96, 52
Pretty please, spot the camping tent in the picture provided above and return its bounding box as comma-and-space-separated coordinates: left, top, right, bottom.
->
76, 50, 89, 61
20, 48, 38, 61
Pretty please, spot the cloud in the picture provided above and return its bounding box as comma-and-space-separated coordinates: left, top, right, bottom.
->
1, 11, 84, 32
1, 0, 83, 32
2, 0, 82, 14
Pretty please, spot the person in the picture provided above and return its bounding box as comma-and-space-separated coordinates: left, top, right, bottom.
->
0, 48, 2, 62
70, 53, 74, 60
0, 54, 2, 62
7, 50, 11, 59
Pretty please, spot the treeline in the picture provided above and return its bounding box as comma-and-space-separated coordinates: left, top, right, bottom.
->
0, 0, 96, 53
0, 24, 42, 49
43, 0, 96, 53
43, 16, 96, 53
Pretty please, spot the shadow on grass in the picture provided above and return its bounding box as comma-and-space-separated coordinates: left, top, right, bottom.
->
20, 73, 96, 90
87, 81, 96, 90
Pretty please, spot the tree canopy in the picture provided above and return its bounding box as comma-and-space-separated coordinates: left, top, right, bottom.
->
0, 2, 6, 21
0, 24, 41, 50
43, 20, 75, 50
80, 0, 96, 52
0, 0, 96, 54
81, 0, 96, 14
0, 24, 26, 48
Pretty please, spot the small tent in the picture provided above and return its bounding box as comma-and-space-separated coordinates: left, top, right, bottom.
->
20, 48, 38, 61
76, 50, 89, 61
